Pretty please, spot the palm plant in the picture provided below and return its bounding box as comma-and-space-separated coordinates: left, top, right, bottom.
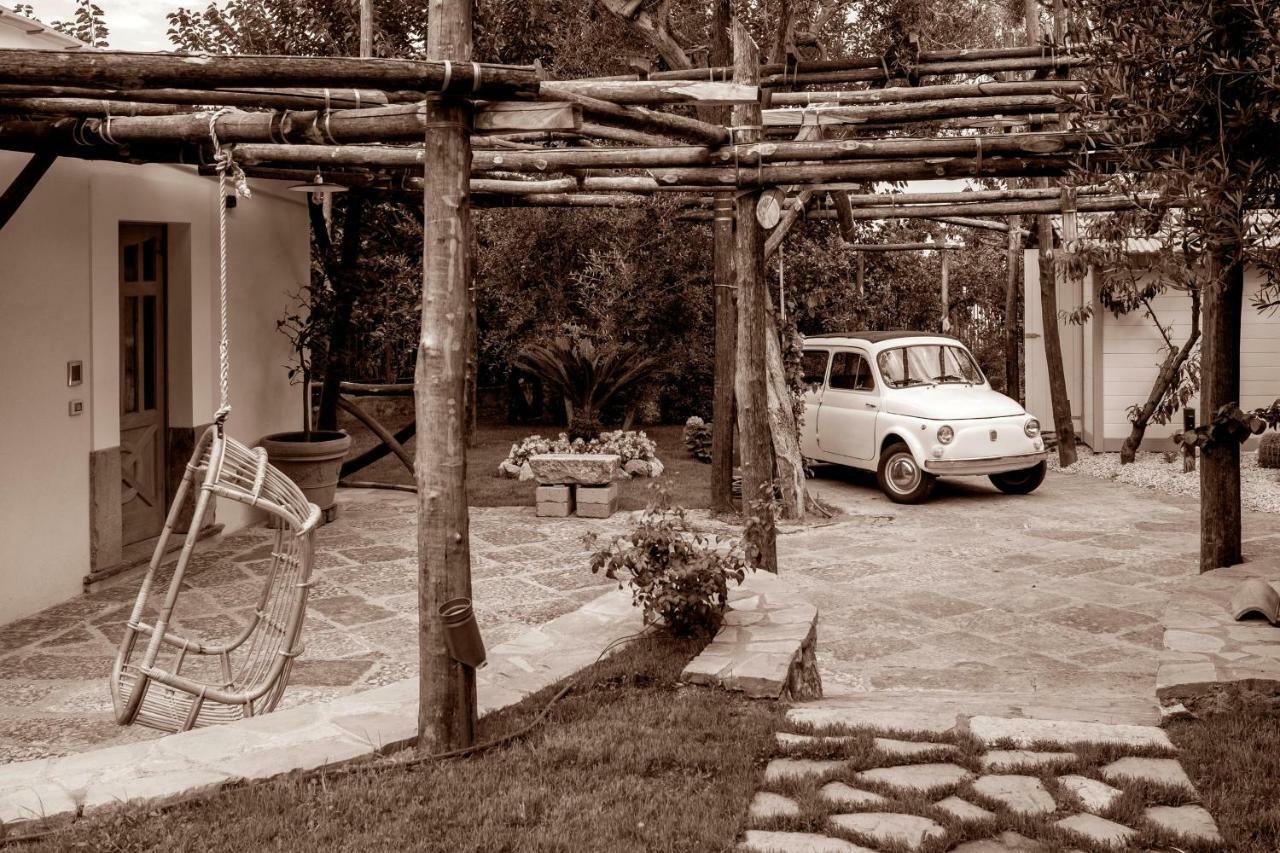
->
514, 337, 660, 439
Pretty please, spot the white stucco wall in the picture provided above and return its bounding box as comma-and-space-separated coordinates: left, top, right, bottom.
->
0, 151, 308, 625
1025, 253, 1280, 451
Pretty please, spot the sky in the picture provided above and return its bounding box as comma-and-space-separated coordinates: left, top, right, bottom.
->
25, 0, 177, 50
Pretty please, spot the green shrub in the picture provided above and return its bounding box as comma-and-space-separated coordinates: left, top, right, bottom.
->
587, 489, 748, 638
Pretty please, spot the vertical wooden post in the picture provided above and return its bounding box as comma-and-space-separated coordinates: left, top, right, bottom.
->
358, 0, 373, 57
940, 252, 950, 332
731, 19, 777, 572
856, 252, 865, 295
711, 194, 737, 514
1004, 215, 1023, 403
708, 0, 735, 515
417, 0, 476, 750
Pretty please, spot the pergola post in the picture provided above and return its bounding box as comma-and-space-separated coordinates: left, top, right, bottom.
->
1005, 215, 1023, 403
417, 0, 477, 751
711, 193, 737, 514
731, 20, 777, 572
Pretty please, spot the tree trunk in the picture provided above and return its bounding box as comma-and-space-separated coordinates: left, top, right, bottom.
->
764, 297, 806, 520
708, 0, 735, 516
1120, 290, 1200, 464
1200, 245, 1245, 572
1005, 215, 1022, 403
316, 194, 367, 431
1036, 210, 1077, 465
417, 0, 476, 752
731, 20, 777, 572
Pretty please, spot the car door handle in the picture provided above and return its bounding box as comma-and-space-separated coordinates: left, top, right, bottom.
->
864, 402, 878, 409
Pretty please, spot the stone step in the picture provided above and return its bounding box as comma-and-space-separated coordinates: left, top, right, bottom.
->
827, 812, 946, 851
739, 830, 877, 853
967, 715, 1173, 749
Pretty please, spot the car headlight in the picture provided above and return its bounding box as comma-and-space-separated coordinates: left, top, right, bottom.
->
1024, 418, 1041, 438
937, 425, 954, 444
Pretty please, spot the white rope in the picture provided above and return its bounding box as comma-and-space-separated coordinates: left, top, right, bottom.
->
207, 110, 251, 430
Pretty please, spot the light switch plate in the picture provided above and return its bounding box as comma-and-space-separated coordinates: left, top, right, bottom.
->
69, 400, 84, 416
67, 361, 83, 386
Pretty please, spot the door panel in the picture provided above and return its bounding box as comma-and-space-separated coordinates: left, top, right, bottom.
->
799, 349, 830, 458
817, 349, 879, 462
120, 224, 167, 546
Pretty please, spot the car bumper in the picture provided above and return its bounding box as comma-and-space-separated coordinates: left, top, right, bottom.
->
924, 451, 1048, 476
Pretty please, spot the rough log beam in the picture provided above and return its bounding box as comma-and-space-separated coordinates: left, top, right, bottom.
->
537, 82, 727, 146
763, 94, 1071, 127
0, 83, 388, 110
540, 79, 758, 106
847, 242, 967, 251
768, 79, 1084, 106
0, 150, 55, 231
835, 195, 1143, 218
0, 48, 537, 96
649, 155, 1086, 187
0, 98, 190, 116
923, 216, 1009, 232
832, 185, 1114, 206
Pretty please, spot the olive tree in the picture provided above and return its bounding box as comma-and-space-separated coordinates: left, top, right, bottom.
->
1074, 0, 1280, 571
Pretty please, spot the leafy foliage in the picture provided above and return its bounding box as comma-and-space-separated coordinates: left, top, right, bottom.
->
38, 0, 110, 47
1257, 432, 1280, 470
1177, 401, 1280, 451
166, 0, 425, 57
513, 335, 661, 439
587, 488, 749, 638
498, 430, 662, 477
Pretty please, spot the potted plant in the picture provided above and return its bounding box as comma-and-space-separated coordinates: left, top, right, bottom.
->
263, 286, 351, 520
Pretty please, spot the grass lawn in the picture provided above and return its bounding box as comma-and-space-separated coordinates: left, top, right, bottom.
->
1166, 689, 1280, 853
349, 421, 712, 511
23, 637, 778, 852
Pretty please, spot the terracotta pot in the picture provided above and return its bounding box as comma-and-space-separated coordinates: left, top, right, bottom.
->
260, 430, 352, 516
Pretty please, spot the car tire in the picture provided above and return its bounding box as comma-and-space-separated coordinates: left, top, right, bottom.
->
876, 442, 936, 504
989, 460, 1047, 495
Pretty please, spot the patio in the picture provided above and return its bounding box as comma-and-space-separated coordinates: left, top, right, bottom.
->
0, 487, 625, 764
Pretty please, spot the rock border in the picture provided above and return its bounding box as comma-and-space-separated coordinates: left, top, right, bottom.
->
682, 572, 821, 700
0, 588, 642, 836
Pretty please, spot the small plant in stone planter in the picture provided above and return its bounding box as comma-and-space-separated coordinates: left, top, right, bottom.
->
587, 488, 750, 637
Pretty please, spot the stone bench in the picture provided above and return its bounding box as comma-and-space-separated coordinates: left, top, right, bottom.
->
530, 453, 620, 518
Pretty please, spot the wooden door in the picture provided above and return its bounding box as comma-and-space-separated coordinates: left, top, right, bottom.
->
119, 224, 167, 546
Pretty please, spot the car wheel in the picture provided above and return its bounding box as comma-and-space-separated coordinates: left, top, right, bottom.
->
876, 442, 936, 504
989, 461, 1047, 495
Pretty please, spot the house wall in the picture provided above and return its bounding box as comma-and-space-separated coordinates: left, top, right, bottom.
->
0, 152, 308, 625
1024, 254, 1280, 453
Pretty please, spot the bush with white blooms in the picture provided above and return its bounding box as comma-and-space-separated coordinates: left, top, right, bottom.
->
498, 430, 664, 480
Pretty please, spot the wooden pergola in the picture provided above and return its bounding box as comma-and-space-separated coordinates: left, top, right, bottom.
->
0, 1, 1148, 752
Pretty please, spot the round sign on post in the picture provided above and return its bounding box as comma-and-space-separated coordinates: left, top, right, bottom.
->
756, 188, 786, 229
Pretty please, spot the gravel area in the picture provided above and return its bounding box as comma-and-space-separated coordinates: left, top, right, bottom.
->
1051, 445, 1280, 514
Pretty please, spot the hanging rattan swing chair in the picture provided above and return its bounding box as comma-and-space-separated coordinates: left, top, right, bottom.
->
110, 120, 322, 733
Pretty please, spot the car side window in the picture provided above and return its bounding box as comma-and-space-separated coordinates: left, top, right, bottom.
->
828, 351, 875, 392
801, 350, 829, 390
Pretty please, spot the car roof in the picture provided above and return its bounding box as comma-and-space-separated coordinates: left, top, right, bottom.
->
804, 331, 964, 348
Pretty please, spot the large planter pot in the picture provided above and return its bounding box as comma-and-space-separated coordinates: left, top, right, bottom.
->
260, 430, 352, 519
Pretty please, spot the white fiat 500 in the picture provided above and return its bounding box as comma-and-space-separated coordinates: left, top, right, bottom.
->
800, 331, 1048, 504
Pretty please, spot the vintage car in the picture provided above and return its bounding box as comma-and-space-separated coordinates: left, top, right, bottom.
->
800, 331, 1048, 503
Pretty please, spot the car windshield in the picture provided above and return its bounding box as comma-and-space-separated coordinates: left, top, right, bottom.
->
876, 344, 984, 388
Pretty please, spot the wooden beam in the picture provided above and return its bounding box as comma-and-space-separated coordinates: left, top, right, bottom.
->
922, 216, 1009, 232
541, 79, 758, 106
768, 79, 1084, 106
0, 83, 389, 110
846, 242, 967, 251
538, 82, 727, 145
0, 48, 537, 96
417, 0, 476, 752
650, 154, 1085, 187
708, 0, 735, 518
0, 150, 55, 230
730, 20, 776, 573
0, 97, 190, 116
833, 186, 1113, 207
763, 94, 1070, 127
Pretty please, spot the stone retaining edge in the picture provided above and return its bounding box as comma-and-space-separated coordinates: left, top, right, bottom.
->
0, 588, 642, 835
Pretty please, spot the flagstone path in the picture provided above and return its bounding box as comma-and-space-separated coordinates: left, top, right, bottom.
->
739, 703, 1225, 852
778, 466, 1280, 722
0, 488, 628, 763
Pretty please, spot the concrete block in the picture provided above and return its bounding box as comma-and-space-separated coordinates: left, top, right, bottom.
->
536, 499, 574, 518
535, 485, 572, 503
575, 482, 619, 504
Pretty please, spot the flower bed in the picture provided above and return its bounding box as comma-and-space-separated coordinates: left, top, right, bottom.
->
497, 430, 664, 479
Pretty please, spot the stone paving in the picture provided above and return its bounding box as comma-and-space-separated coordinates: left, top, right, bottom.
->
0, 488, 630, 763
738, 704, 1225, 852
778, 467, 1280, 721
1157, 562, 1280, 705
